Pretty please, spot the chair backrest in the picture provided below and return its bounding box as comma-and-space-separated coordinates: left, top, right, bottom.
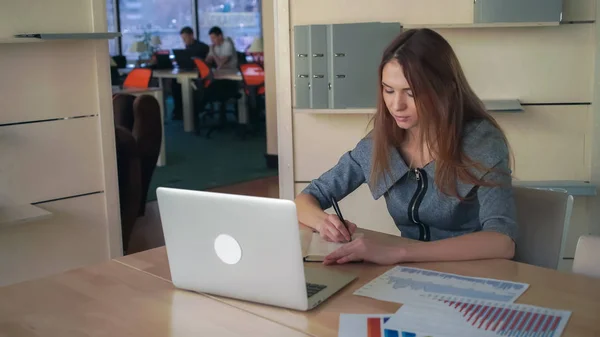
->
513, 186, 573, 269
573, 235, 600, 278
122, 68, 153, 89
112, 94, 136, 130
240, 63, 265, 87
114, 125, 142, 254
131, 95, 162, 217
193, 58, 213, 88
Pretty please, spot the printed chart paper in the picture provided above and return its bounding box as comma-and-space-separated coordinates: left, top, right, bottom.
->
354, 266, 529, 304
338, 314, 432, 337
383, 297, 572, 337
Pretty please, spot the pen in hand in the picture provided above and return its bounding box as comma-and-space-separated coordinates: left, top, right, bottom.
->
330, 196, 352, 242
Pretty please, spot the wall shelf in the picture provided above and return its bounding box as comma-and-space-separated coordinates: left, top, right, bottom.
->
294, 99, 523, 114
403, 22, 559, 29
484, 99, 523, 112
2, 32, 121, 43
513, 181, 597, 197
0, 204, 52, 228
294, 108, 375, 115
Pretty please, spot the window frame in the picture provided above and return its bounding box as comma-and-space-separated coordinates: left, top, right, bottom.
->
107, 0, 261, 58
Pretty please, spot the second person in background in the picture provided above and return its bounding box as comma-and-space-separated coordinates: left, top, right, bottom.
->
295, 28, 518, 266
206, 26, 238, 70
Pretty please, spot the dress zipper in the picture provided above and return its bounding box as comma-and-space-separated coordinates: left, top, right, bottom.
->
408, 168, 430, 241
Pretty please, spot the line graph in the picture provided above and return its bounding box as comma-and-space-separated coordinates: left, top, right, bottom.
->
354, 266, 530, 305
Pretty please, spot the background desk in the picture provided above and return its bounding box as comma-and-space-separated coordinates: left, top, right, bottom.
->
116, 227, 600, 337
152, 69, 246, 132
0, 260, 310, 336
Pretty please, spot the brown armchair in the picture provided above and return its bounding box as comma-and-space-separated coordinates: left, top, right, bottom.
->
114, 125, 142, 253
112, 93, 162, 253
131, 95, 162, 215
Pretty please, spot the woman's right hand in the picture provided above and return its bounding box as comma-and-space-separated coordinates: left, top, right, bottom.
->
316, 214, 357, 243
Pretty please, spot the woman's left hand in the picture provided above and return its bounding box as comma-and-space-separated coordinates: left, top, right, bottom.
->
323, 237, 404, 265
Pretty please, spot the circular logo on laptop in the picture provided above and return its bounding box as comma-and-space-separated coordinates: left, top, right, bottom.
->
214, 234, 242, 265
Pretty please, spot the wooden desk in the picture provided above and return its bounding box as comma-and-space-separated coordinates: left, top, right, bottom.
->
152, 69, 245, 132
116, 227, 600, 337
112, 86, 166, 167
0, 260, 310, 336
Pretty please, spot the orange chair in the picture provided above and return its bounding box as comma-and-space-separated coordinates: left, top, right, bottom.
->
122, 68, 153, 89
193, 58, 241, 138
193, 58, 213, 88
240, 63, 265, 95
239, 63, 265, 131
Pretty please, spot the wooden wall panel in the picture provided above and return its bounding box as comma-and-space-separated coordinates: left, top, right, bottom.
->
0, 193, 109, 286
0, 0, 93, 36
0, 116, 104, 206
438, 25, 594, 103
494, 105, 591, 181
294, 113, 372, 181
0, 42, 101, 125
294, 106, 590, 182
291, 0, 474, 26
291, 0, 595, 25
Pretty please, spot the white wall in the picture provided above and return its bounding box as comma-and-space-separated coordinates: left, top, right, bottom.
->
0, 0, 120, 286
275, 0, 599, 270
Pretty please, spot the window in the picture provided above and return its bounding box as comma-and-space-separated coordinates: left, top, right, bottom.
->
118, 0, 194, 60
106, 0, 119, 55
197, 0, 262, 53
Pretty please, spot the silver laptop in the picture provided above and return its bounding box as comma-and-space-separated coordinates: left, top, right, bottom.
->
156, 187, 357, 311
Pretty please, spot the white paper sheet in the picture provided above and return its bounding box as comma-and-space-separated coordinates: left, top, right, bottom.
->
304, 232, 363, 262
338, 314, 433, 337
383, 297, 572, 337
354, 266, 529, 304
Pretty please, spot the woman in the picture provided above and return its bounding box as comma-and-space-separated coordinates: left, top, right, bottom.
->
295, 28, 517, 266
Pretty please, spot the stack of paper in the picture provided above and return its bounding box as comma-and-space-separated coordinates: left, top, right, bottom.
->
338, 267, 572, 337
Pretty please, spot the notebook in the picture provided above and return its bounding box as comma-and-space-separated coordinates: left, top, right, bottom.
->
303, 232, 364, 262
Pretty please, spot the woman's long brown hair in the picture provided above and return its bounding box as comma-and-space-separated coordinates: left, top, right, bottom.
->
370, 28, 511, 199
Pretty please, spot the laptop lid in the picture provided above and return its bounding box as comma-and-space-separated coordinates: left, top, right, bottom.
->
172, 49, 196, 70
156, 187, 310, 311
154, 54, 173, 69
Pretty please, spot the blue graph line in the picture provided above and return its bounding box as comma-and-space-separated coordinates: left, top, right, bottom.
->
398, 267, 526, 291
387, 276, 515, 302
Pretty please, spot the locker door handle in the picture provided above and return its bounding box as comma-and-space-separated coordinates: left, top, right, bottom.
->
312, 53, 324, 57
334, 53, 345, 57
313, 75, 324, 79
335, 75, 346, 79
297, 74, 309, 78
297, 53, 308, 58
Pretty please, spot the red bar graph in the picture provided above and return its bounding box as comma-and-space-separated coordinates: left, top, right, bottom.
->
367, 317, 382, 337
438, 299, 570, 336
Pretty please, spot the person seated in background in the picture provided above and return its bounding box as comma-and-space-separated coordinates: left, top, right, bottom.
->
206, 26, 238, 71
171, 27, 209, 120
180, 26, 209, 59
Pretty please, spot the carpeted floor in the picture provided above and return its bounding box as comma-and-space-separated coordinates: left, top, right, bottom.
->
147, 99, 277, 201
